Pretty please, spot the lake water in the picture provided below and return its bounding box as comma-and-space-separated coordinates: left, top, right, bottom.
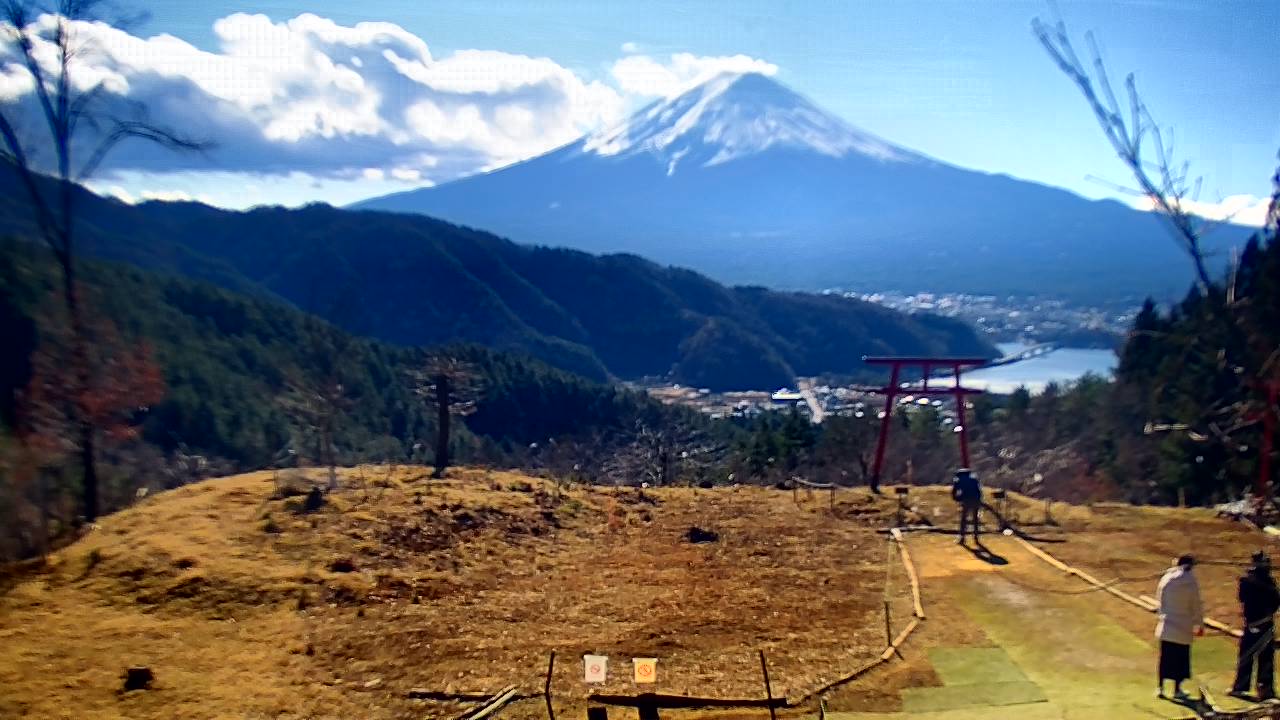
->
958, 342, 1117, 394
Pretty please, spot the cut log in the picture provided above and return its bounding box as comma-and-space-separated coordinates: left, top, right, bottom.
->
457, 686, 520, 720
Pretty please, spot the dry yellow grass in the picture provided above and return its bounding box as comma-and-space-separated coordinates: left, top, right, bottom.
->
0, 467, 918, 719
0, 470, 1266, 720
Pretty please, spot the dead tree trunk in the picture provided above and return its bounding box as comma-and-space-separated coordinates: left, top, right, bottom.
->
2, 3, 203, 522
433, 372, 451, 478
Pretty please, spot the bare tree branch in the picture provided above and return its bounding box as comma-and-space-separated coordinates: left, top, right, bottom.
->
77, 118, 207, 180
1033, 15, 1214, 292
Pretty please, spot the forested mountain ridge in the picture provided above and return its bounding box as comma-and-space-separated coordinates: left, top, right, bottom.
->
0, 162, 997, 391
0, 239, 678, 473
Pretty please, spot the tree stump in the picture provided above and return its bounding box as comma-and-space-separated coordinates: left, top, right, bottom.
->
122, 666, 153, 691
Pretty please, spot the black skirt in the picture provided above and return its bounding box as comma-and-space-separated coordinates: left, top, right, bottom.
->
1159, 640, 1191, 681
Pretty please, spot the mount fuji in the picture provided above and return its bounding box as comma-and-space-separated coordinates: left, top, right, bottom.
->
356, 72, 1243, 302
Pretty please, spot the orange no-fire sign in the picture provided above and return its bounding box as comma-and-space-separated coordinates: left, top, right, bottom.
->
633, 658, 657, 684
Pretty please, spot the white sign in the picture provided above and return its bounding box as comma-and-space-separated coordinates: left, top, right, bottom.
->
584, 655, 607, 683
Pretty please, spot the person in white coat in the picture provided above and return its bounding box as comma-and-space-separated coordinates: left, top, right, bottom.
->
1156, 554, 1205, 700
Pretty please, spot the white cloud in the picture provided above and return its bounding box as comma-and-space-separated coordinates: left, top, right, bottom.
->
93, 183, 212, 205
139, 189, 215, 204
0, 12, 625, 185
610, 52, 778, 98
1130, 194, 1271, 227
104, 185, 135, 204
2, 12, 784, 206
88, 169, 436, 209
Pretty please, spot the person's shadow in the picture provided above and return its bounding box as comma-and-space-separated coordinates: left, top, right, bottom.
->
1163, 691, 1213, 715
963, 541, 1009, 566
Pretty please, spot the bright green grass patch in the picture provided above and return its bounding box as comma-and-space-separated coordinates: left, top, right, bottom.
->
928, 647, 1031, 686
901, 681, 1048, 713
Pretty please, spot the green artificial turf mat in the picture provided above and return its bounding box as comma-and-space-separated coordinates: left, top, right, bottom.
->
928, 647, 1030, 686
901, 681, 1048, 712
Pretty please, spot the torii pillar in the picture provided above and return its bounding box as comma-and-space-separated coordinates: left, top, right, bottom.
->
863, 356, 988, 493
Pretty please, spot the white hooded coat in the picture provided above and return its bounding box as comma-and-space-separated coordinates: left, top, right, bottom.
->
1156, 565, 1204, 645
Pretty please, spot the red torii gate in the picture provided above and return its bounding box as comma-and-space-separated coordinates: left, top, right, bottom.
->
864, 356, 988, 493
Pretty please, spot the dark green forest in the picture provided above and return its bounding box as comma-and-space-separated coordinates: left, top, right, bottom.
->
0, 239, 694, 555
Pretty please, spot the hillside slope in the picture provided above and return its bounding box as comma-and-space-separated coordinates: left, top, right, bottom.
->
0, 468, 1260, 719
0, 162, 997, 390
0, 467, 913, 720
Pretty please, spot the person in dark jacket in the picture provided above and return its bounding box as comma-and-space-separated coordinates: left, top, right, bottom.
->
951, 468, 982, 545
1231, 551, 1280, 700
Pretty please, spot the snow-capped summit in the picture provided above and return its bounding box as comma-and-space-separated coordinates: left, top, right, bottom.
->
355, 73, 1244, 302
582, 72, 914, 172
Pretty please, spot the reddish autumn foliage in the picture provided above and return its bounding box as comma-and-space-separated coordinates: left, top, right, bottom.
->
18, 297, 166, 463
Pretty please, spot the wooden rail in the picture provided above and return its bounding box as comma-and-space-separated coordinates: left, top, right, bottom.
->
894, 528, 926, 620
586, 693, 786, 709
791, 527, 927, 705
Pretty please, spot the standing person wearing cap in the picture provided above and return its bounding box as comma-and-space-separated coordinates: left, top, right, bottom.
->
1231, 551, 1280, 700
950, 468, 982, 545
1156, 555, 1205, 700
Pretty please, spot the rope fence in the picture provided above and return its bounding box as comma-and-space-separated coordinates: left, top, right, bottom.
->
1011, 536, 1244, 639
791, 527, 926, 705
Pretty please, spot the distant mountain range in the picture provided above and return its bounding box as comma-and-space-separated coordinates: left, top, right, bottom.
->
356, 72, 1247, 303
0, 163, 995, 391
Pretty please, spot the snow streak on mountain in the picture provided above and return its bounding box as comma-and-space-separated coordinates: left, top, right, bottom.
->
581, 72, 917, 171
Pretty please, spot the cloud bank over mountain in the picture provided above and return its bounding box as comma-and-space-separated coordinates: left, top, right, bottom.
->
0, 11, 776, 202
610, 51, 779, 99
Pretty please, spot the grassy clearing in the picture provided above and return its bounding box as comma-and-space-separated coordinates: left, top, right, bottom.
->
0, 471, 1265, 719
0, 467, 918, 719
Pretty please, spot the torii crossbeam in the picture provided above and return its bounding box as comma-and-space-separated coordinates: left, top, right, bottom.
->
864, 356, 988, 493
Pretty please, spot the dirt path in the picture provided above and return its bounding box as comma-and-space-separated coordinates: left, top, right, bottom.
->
827, 533, 1256, 720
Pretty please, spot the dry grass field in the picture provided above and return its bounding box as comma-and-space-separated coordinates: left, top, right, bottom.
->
0, 467, 1268, 720
0, 467, 919, 719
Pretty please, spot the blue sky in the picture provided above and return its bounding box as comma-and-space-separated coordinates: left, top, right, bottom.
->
10, 1, 1278, 214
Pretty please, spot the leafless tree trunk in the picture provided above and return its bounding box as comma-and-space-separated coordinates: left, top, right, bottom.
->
280, 371, 348, 492
601, 418, 725, 487
1, 0, 204, 521
433, 371, 452, 478
413, 355, 481, 479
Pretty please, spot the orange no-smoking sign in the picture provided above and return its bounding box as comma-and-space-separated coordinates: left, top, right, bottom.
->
633, 658, 657, 684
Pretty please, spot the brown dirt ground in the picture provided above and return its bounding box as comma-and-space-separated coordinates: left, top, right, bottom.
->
0, 471, 1267, 720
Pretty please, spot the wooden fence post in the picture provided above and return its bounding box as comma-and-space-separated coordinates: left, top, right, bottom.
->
759, 650, 777, 720
544, 651, 556, 720
883, 600, 893, 647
